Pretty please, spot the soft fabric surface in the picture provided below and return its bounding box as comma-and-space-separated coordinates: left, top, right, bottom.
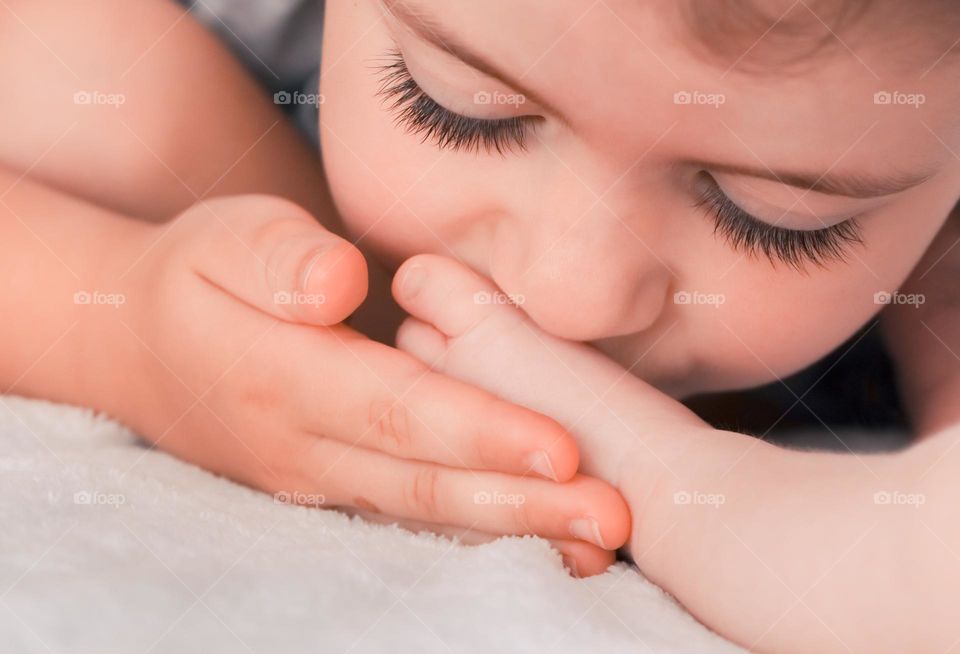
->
0, 394, 742, 654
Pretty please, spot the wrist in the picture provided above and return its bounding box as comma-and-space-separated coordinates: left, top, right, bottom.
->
72, 218, 162, 428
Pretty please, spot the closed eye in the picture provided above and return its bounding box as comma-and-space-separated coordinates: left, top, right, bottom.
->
693, 173, 864, 270
374, 48, 540, 155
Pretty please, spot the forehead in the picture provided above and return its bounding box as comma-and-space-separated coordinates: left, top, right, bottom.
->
398, 0, 960, 174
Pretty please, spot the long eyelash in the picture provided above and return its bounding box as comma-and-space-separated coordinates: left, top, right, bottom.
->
694, 174, 863, 270
373, 49, 533, 155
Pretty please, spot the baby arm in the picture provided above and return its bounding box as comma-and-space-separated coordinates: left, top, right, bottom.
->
392, 254, 960, 654
0, 0, 333, 223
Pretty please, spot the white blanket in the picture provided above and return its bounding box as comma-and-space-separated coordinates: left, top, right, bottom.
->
0, 394, 742, 654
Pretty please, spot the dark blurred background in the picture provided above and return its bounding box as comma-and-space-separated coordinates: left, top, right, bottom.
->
685, 322, 910, 452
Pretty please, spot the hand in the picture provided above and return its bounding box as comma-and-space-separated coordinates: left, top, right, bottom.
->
90, 195, 630, 575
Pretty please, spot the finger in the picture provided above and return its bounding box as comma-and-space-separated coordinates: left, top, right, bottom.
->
190, 195, 368, 325
297, 439, 631, 549
297, 335, 578, 482
340, 508, 615, 577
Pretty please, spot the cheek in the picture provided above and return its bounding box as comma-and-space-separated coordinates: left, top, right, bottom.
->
685, 209, 944, 390
707, 282, 877, 386
321, 1, 552, 278
318, 0, 438, 265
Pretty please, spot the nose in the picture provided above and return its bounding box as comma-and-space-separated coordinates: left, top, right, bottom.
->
488, 191, 672, 342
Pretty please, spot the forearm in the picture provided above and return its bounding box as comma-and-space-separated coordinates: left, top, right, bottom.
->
0, 166, 146, 415
0, 0, 335, 226
625, 425, 958, 653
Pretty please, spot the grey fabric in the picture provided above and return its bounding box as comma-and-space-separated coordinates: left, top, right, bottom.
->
180, 0, 324, 145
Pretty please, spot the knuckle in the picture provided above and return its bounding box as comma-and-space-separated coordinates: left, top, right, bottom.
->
367, 398, 414, 455
407, 467, 442, 517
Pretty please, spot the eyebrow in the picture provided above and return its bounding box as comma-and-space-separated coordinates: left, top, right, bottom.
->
698, 160, 937, 199
381, 0, 559, 115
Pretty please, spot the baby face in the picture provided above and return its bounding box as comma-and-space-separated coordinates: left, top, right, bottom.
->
319, 0, 960, 397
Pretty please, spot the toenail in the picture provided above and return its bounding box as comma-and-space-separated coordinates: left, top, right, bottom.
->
525, 450, 558, 481
300, 244, 335, 290
401, 264, 428, 299
569, 517, 606, 549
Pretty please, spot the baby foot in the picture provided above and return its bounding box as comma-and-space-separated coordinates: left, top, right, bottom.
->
391, 255, 705, 488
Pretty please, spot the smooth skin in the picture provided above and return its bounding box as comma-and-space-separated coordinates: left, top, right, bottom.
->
0, 0, 629, 575
2, 0, 960, 645
392, 253, 960, 654
319, 0, 960, 403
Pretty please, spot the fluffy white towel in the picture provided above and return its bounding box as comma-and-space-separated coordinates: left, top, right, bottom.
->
0, 394, 742, 654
